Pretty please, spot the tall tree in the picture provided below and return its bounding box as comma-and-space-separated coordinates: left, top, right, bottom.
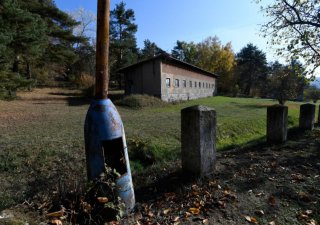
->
171, 40, 199, 65
171, 37, 236, 94
139, 39, 164, 60
68, 8, 96, 85
235, 43, 268, 96
14, 0, 84, 81
69, 7, 96, 45
0, 0, 47, 76
0, 0, 47, 98
268, 60, 307, 104
258, 0, 320, 76
0, 0, 85, 98
110, 1, 138, 88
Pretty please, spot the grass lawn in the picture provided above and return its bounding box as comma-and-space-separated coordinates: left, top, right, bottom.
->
0, 88, 309, 210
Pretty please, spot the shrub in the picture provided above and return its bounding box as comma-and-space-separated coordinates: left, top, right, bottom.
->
0, 71, 35, 100
73, 73, 95, 97
114, 94, 168, 109
128, 137, 156, 166
74, 73, 95, 89
304, 86, 320, 103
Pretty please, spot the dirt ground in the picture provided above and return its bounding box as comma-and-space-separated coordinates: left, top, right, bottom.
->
122, 128, 320, 225
3, 127, 320, 225
1, 89, 320, 224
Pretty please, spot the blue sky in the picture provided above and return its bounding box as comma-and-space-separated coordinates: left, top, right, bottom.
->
55, 0, 274, 60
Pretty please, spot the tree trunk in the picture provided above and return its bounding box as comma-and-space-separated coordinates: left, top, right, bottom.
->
12, 58, 19, 73
26, 62, 32, 79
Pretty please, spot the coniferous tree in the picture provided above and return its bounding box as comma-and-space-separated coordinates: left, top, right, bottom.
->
139, 39, 164, 60
0, 0, 86, 99
110, 1, 138, 89
171, 40, 199, 65
235, 43, 268, 96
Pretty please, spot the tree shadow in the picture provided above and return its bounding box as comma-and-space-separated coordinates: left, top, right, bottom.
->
48, 92, 83, 97
66, 97, 91, 106
134, 126, 320, 202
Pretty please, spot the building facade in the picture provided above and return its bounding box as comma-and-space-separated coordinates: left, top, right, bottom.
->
118, 54, 218, 102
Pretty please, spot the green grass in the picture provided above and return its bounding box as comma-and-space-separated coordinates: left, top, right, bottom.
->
121, 96, 302, 154
0, 89, 310, 209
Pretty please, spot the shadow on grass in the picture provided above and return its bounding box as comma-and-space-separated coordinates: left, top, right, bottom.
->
64, 92, 124, 107
48, 92, 83, 97
66, 97, 91, 106
134, 126, 319, 202
108, 92, 124, 102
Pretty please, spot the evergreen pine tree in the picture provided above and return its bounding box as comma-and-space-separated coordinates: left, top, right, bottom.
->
110, 1, 138, 89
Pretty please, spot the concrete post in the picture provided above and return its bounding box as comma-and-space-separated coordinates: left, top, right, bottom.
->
181, 105, 216, 177
267, 104, 288, 144
299, 103, 316, 130
318, 105, 320, 124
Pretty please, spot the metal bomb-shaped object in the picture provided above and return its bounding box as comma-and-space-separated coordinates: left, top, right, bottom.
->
84, 0, 135, 210
85, 99, 135, 210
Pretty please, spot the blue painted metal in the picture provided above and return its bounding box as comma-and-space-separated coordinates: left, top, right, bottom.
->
84, 98, 135, 210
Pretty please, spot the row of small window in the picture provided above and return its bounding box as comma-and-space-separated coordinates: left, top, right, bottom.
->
165, 78, 214, 89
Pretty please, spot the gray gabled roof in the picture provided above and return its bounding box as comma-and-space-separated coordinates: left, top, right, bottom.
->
117, 53, 219, 78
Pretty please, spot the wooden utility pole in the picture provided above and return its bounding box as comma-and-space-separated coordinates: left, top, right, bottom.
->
95, 0, 110, 99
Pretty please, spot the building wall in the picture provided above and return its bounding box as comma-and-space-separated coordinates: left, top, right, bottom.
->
124, 59, 162, 97
161, 62, 216, 102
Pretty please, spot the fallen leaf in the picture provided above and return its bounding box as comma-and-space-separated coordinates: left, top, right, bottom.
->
173, 216, 180, 222
47, 210, 64, 217
298, 191, 311, 202
267, 221, 276, 225
223, 188, 231, 196
305, 210, 313, 215
49, 219, 62, 225
297, 211, 309, 220
163, 208, 170, 215
148, 211, 154, 217
254, 210, 264, 216
97, 197, 109, 203
244, 215, 258, 224
188, 207, 200, 215
217, 200, 226, 208
134, 212, 143, 221
202, 219, 209, 225
164, 192, 176, 200
209, 180, 217, 187
291, 173, 305, 182
192, 184, 200, 191
81, 201, 92, 214
185, 211, 192, 218
192, 191, 200, 196
268, 196, 276, 207
306, 219, 316, 225
255, 192, 264, 197
173, 222, 180, 225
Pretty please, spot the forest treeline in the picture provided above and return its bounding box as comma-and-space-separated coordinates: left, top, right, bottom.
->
0, 0, 317, 103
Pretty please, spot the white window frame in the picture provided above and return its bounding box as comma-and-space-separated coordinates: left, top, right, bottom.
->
175, 79, 179, 88
166, 78, 171, 88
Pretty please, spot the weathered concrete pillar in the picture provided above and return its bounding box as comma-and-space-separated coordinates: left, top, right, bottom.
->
299, 103, 316, 130
181, 105, 216, 177
318, 105, 320, 124
267, 105, 288, 144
